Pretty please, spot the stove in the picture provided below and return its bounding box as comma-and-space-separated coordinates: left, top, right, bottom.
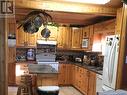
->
36, 40, 59, 73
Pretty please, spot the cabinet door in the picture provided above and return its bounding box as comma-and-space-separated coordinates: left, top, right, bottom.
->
88, 71, 96, 95
88, 25, 94, 51
66, 64, 72, 85
63, 27, 72, 49
57, 27, 72, 49
81, 68, 89, 95
74, 66, 80, 88
16, 27, 27, 47
72, 28, 82, 49
57, 27, 65, 48
58, 64, 72, 85
58, 64, 66, 85
27, 33, 37, 47
47, 26, 58, 40
83, 26, 90, 38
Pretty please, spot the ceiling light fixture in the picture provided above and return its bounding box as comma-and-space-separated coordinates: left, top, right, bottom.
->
64, 0, 110, 4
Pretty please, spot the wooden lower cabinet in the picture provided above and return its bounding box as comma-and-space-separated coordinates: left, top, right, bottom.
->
58, 63, 72, 85
37, 74, 58, 86
81, 68, 89, 95
88, 71, 96, 95
58, 63, 96, 95
73, 65, 89, 95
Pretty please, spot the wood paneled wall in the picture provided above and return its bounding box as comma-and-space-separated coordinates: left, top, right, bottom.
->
116, 5, 127, 89
0, 18, 8, 95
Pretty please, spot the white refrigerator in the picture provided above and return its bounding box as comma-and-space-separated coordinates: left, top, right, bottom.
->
102, 35, 119, 91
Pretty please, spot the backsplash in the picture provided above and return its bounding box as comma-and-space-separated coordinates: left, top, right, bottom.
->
16, 48, 103, 66
16, 48, 36, 61
56, 49, 84, 62
57, 50, 103, 67
83, 52, 103, 67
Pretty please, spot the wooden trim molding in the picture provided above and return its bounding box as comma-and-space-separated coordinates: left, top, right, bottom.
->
116, 5, 127, 89
0, 18, 8, 95
16, 0, 117, 16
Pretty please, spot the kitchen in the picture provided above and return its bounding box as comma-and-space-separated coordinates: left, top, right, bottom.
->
1, 0, 127, 95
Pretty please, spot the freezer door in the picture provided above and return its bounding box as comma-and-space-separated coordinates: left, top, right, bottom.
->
102, 36, 119, 90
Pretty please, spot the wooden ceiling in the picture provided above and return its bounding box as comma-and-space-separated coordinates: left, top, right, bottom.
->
15, 0, 122, 26
50, 0, 122, 8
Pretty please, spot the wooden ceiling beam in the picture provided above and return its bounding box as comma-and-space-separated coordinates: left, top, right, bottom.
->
15, 0, 117, 16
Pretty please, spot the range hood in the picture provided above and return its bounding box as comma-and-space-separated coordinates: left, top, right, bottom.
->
37, 40, 57, 45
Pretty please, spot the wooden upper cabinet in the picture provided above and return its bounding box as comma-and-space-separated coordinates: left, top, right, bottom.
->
83, 26, 90, 38
88, 25, 94, 51
71, 27, 82, 49
16, 27, 37, 47
82, 25, 93, 51
94, 19, 116, 35
16, 27, 27, 47
47, 26, 58, 40
57, 26, 72, 49
57, 27, 64, 48
63, 27, 72, 49
27, 33, 37, 47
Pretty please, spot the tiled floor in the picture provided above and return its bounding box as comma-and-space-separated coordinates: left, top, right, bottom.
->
8, 86, 83, 95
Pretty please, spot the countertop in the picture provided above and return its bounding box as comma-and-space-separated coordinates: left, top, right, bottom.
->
59, 60, 103, 75
21, 60, 103, 75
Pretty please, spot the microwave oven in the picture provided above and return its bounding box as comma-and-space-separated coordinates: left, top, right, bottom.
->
82, 38, 89, 48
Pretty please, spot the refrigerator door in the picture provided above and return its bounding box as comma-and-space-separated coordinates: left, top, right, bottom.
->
102, 35, 119, 90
